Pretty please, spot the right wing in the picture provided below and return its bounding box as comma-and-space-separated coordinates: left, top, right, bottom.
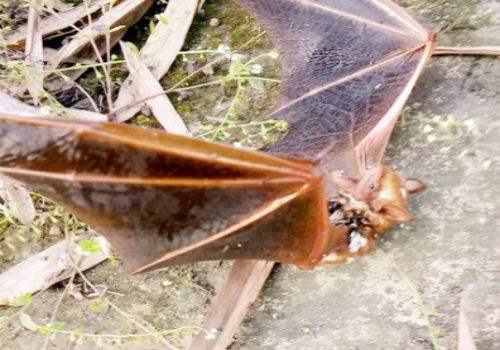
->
240, 0, 434, 176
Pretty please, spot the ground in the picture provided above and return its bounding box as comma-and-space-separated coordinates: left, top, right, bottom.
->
0, 0, 499, 349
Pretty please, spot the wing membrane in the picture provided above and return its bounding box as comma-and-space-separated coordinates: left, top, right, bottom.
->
0, 115, 330, 272
240, 0, 433, 175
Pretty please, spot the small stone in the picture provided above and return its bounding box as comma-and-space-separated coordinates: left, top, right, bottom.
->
209, 18, 220, 27
161, 280, 173, 287
202, 65, 215, 76
48, 226, 61, 236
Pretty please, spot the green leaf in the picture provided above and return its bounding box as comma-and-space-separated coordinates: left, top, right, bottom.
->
38, 325, 49, 335
78, 238, 103, 254
47, 321, 65, 331
268, 51, 279, 59
248, 78, 265, 92
70, 329, 84, 344
19, 313, 38, 331
109, 25, 126, 34
6, 293, 32, 307
0, 316, 11, 328
89, 298, 107, 314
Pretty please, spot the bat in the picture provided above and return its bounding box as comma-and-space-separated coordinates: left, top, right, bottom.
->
0, 0, 445, 274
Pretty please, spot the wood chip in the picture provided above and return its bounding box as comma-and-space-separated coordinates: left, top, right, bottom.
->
120, 41, 189, 135
113, 0, 198, 122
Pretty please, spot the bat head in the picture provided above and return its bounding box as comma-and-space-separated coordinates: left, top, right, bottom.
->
321, 167, 426, 264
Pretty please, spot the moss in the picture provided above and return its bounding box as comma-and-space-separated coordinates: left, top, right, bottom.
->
176, 102, 194, 114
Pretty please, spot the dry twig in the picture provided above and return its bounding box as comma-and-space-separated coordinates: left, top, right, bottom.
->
434, 46, 500, 57
0, 175, 35, 227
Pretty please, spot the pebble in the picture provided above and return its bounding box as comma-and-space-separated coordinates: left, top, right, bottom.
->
209, 18, 220, 27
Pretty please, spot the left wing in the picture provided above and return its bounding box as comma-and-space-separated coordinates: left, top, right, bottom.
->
0, 115, 342, 272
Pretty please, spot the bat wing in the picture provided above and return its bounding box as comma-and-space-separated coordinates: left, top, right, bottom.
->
0, 115, 337, 272
240, 0, 434, 177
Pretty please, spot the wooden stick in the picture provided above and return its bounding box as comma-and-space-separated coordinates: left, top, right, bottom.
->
189, 260, 275, 350
0, 239, 109, 302
434, 46, 500, 57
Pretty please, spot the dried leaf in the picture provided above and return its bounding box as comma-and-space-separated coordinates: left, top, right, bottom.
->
51, 0, 153, 68
0, 239, 109, 301
24, 0, 44, 105
114, 0, 198, 121
120, 41, 189, 135
0, 89, 106, 122
0, 175, 36, 226
6, 0, 112, 47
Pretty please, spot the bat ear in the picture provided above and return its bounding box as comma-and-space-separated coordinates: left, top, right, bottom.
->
371, 199, 415, 222
404, 178, 426, 195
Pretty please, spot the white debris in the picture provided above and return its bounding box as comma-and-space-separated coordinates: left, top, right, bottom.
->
349, 231, 368, 253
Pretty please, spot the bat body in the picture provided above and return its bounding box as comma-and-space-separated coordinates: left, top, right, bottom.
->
0, 0, 435, 272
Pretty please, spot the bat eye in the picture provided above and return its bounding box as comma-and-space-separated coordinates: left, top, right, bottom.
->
327, 201, 342, 215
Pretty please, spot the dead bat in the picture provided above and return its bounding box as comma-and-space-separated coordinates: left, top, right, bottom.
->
0, 0, 495, 274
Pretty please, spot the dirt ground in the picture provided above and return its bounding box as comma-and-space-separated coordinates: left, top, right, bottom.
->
0, 0, 499, 349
